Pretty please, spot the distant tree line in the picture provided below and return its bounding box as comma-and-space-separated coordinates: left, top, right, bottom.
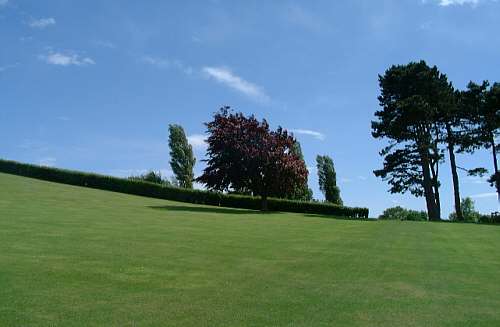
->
372, 60, 499, 221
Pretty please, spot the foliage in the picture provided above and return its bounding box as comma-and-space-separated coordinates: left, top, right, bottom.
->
477, 212, 500, 224
460, 81, 500, 198
378, 206, 428, 221
129, 170, 170, 186
449, 197, 481, 222
168, 124, 196, 189
288, 142, 313, 201
316, 155, 342, 205
197, 107, 308, 210
373, 61, 454, 221
0, 158, 369, 218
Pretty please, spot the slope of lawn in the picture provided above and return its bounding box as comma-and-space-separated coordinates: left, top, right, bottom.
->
1, 172, 500, 327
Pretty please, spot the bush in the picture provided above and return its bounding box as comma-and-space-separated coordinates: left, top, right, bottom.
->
0, 159, 369, 219
477, 212, 500, 224
378, 206, 427, 221
449, 197, 482, 222
129, 171, 170, 186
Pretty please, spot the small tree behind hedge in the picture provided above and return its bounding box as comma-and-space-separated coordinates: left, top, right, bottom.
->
378, 206, 428, 221
129, 170, 170, 186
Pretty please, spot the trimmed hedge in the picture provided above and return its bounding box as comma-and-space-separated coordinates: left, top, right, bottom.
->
0, 159, 369, 218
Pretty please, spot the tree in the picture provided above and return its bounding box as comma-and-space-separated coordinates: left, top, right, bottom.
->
196, 107, 308, 210
378, 206, 428, 221
436, 88, 465, 220
168, 124, 196, 189
129, 170, 171, 186
288, 141, 313, 201
372, 61, 452, 221
461, 81, 500, 201
449, 197, 481, 222
316, 155, 342, 205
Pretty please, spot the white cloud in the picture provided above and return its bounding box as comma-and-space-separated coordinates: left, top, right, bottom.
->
92, 40, 116, 49
142, 56, 193, 75
39, 51, 95, 66
38, 157, 56, 167
202, 66, 270, 103
439, 0, 479, 5
289, 129, 326, 141
423, 0, 486, 6
0, 63, 18, 72
340, 177, 352, 184
29, 17, 56, 28
470, 192, 497, 199
187, 134, 207, 151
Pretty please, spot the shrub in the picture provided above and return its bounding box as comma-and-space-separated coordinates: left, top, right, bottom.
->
477, 212, 500, 224
0, 159, 369, 219
449, 197, 482, 222
378, 206, 427, 221
129, 171, 170, 186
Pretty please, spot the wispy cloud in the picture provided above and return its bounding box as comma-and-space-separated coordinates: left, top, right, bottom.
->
92, 40, 116, 49
29, 17, 56, 29
439, 0, 479, 6
340, 177, 352, 184
141, 56, 193, 75
39, 51, 95, 66
187, 134, 207, 151
202, 66, 270, 103
285, 4, 327, 32
423, 0, 487, 6
470, 192, 497, 199
38, 157, 56, 167
289, 129, 326, 141
0, 63, 18, 72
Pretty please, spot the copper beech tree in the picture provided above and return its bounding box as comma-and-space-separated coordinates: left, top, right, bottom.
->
197, 107, 308, 210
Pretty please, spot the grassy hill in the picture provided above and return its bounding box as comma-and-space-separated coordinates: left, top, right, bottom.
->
1, 172, 500, 326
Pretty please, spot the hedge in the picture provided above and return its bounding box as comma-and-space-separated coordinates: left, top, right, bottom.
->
0, 159, 369, 218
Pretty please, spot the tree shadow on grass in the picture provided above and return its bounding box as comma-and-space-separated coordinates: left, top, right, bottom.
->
148, 205, 265, 215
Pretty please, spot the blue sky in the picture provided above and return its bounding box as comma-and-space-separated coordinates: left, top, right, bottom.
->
1, 0, 499, 217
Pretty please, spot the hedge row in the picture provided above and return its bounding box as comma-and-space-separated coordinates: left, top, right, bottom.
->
0, 159, 369, 218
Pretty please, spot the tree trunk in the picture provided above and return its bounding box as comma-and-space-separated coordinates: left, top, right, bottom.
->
491, 136, 500, 202
428, 153, 441, 221
447, 123, 463, 221
421, 150, 439, 221
261, 193, 268, 211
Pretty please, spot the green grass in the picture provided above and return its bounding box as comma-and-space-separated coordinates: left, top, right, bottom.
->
1, 172, 500, 326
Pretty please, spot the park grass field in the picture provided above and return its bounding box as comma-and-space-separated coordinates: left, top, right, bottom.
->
1, 172, 500, 326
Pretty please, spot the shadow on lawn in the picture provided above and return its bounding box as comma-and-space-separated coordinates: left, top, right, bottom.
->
148, 205, 262, 215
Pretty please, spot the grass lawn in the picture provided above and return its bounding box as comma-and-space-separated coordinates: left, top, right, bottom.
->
1, 172, 500, 326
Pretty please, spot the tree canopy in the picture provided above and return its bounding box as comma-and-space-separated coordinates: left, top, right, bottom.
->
168, 124, 196, 189
372, 61, 454, 220
316, 155, 342, 205
197, 107, 308, 210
